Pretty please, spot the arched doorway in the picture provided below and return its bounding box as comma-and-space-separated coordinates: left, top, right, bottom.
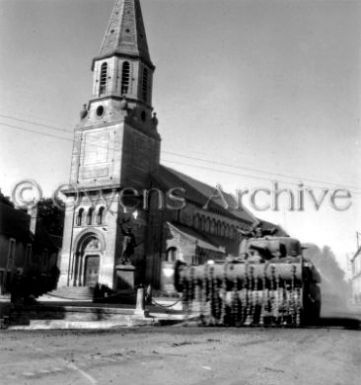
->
84, 254, 100, 287
160, 247, 178, 295
73, 233, 102, 287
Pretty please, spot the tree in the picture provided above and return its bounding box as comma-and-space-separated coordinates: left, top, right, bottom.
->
36, 198, 64, 239
303, 243, 351, 308
0, 190, 14, 207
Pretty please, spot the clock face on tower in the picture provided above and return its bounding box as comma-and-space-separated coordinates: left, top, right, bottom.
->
84, 131, 110, 166
80, 129, 113, 181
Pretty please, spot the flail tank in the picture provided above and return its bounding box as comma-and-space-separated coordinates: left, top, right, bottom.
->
174, 236, 321, 327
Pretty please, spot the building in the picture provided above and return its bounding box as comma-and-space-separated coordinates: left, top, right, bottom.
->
350, 247, 361, 303
58, 0, 282, 295
0, 193, 59, 296
0, 194, 32, 295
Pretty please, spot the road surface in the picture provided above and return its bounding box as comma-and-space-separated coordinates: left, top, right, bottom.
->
1, 325, 360, 385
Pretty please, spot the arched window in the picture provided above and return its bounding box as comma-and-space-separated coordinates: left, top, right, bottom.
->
225, 225, 230, 238
210, 219, 216, 234
97, 207, 105, 225
87, 208, 94, 225
192, 254, 200, 265
121, 61, 130, 94
193, 215, 199, 229
99, 62, 108, 95
205, 217, 210, 233
142, 67, 148, 102
200, 216, 205, 232
216, 221, 222, 236
76, 208, 84, 226
166, 247, 177, 263
221, 223, 225, 237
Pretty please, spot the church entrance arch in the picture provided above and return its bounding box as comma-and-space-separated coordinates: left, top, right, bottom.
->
73, 232, 103, 287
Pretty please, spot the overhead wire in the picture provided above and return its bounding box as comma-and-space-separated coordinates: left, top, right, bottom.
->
161, 159, 361, 195
162, 150, 361, 191
2, 112, 358, 189
0, 122, 74, 142
0, 113, 73, 134
1, 114, 360, 195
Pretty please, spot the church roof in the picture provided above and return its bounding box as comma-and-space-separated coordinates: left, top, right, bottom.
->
94, 0, 153, 68
153, 165, 257, 226
167, 222, 226, 254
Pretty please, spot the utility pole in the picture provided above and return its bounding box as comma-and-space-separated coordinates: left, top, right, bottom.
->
356, 231, 361, 250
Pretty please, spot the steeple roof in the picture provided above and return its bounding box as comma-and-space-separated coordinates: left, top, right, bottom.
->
94, 0, 153, 68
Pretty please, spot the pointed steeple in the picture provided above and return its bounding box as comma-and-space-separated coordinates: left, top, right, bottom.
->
88, 0, 157, 130
94, 0, 153, 69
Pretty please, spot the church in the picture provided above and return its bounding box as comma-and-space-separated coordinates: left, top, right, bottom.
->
58, 0, 281, 296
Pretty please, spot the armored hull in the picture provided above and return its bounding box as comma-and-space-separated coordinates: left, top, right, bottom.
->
174, 236, 321, 327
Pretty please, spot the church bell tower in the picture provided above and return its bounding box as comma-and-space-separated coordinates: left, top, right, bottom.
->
58, 0, 161, 289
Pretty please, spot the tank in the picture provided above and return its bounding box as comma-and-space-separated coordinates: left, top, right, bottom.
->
174, 236, 321, 327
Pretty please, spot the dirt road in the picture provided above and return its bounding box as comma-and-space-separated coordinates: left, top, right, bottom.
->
1, 325, 360, 385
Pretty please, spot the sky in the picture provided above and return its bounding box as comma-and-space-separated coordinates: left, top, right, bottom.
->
0, 0, 360, 274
